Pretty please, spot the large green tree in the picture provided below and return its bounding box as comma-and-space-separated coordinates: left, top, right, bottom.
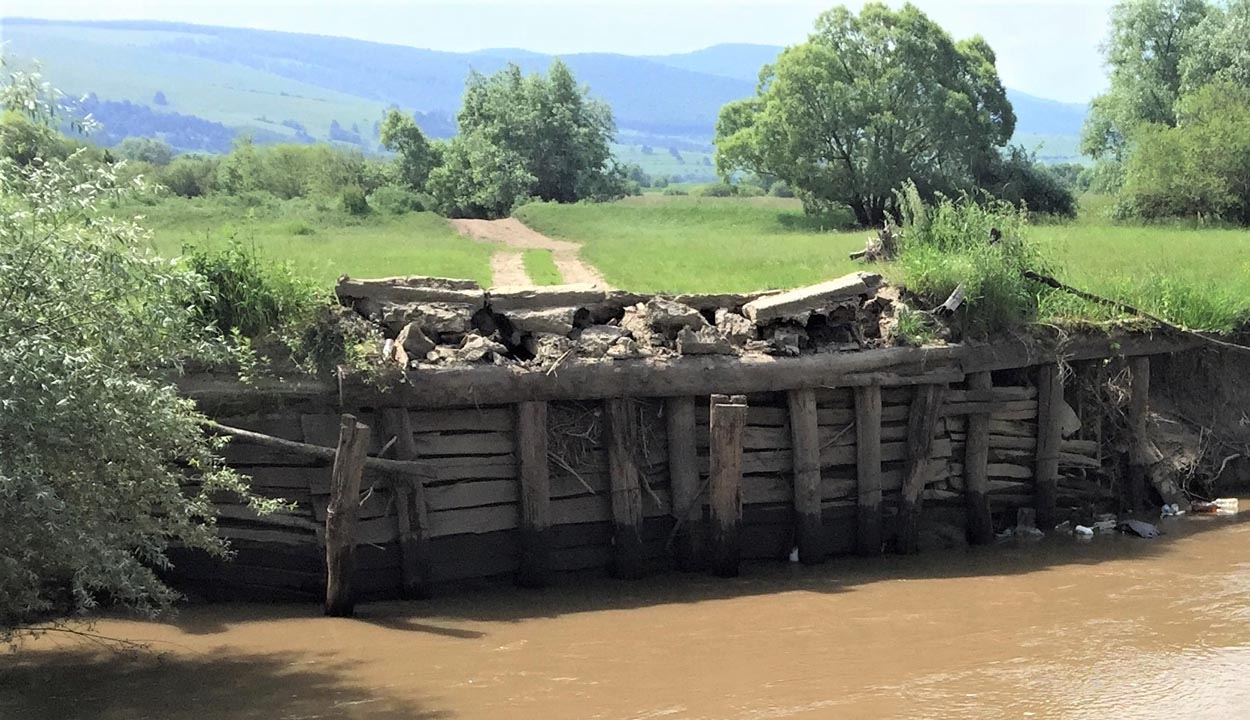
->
379, 109, 440, 192
428, 60, 625, 218
0, 65, 274, 639
714, 3, 1015, 227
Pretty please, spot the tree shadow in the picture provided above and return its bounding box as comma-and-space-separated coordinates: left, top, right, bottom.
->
0, 646, 451, 720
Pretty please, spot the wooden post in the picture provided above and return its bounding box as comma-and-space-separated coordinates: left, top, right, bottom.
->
898, 384, 947, 554
605, 398, 646, 580
854, 384, 883, 556
788, 388, 823, 564
964, 372, 995, 545
666, 396, 704, 571
380, 409, 432, 600
708, 394, 747, 577
1034, 364, 1063, 531
1127, 356, 1151, 512
325, 414, 371, 617
515, 401, 552, 588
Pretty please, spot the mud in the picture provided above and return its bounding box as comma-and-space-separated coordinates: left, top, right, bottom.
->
6, 512, 1250, 719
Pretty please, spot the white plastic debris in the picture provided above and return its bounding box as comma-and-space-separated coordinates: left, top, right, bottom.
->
1216, 498, 1240, 514
1074, 525, 1094, 538
1161, 503, 1182, 517
1054, 520, 1072, 533
789, 546, 800, 563
1092, 520, 1116, 532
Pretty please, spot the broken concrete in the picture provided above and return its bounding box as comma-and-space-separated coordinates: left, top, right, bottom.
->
741, 272, 882, 323
508, 307, 578, 337
676, 326, 737, 356
714, 309, 756, 344
644, 297, 707, 334
487, 283, 607, 312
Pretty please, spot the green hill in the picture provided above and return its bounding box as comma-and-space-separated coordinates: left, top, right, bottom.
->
0, 17, 1088, 161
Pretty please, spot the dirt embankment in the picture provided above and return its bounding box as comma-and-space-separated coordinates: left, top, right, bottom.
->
449, 217, 608, 287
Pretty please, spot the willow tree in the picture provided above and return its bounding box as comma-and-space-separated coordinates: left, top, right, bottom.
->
714, 3, 1015, 226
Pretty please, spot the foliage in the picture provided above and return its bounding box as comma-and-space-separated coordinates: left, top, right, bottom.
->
115, 136, 174, 166
429, 60, 626, 218
893, 183, 1052, 337
158, 154, 219, 198
341, 185, 370, 216
367, 184, 427, 214
379, 109, 440, 191
973, 146, 1076, 217
183, 241, 324, 340
714, 2, 1015, 226
0, 68, 276, 637
1, 111, 75, 166
1118, 83, 1250, 223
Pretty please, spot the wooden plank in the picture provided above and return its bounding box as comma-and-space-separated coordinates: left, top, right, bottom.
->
942, 400, 1038, 417
788, 388, 823, 564
413, 432, 513, 457
427, 505, 519, 537
854, 384, 883, 556
709, 394, 747, 577
898, 384, 947, 554
945, 386, 1037, 403
666, 396, 704, 571
325, 414, 370, 617
726, 437, 952, 476
605, 398, 646, 579
515, 400, 552, 588
964, 372, 994, 545
411, 408, 513, 433
425, 480, 519, 511
381, 408, 432, 600
1035, 363, 1063, 530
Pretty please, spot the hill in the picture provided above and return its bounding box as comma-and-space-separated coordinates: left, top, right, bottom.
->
0, 18, 1088, 163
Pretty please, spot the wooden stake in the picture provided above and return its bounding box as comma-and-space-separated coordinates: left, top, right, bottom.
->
1127, 356, 1151, 512
380, 409, 432, 600
788, 388, 823, 564
515, 401, 552, 588
854, 384, 883, 556
325, 414, 371, 617
964, 372, 994, 545
708, 394, 747, 577
1034, 364, 1063, 530
666, 396, 704, 571
605, 398, 645, 580
898, 384, 947, 554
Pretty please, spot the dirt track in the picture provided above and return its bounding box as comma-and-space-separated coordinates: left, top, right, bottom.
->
450, 217, 608, 287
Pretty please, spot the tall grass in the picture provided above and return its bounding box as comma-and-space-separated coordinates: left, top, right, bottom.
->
521, 249, 563, 285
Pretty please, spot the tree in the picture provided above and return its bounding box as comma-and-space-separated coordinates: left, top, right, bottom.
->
152, 90, 168, 106
1081, 0, 1210, 160
429, 60, 625, 218
0, 66, 273, 639
379, 109, 439, 191
715, 3, 1015, 226
116, 136, 174, 166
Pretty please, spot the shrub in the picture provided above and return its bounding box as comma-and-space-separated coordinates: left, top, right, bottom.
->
367, 184, 425, 214
692, 182, 734, 197
662, 186, 688, 196
341, 185, 370, 216
770, 181, 795, 198
157, 155, 218, 197
184, 240, 324, 339
974, 146, 1076, 218
894, 182, 1054, 337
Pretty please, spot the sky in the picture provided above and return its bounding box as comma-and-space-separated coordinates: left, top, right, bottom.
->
3, 0, 1116, 102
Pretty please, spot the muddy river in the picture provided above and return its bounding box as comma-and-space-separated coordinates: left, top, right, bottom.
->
5, 512, 1250, 719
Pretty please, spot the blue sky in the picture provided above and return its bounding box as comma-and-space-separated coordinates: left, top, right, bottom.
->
4, 1, 1115, 102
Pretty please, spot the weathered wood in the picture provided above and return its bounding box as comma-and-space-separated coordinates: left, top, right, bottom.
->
666, 396, 704, 571
325, 414, 371, 617
964, 372, 995, 545
515, 401, 552, 588
1127, 356, 1151, 512
605, 398, 646, 579
854, 384, 883, 556
788, 388, 823, 564
1034, 364, 1063, 531
899, 384, 947, 554
380, 408, 432, 600
941, 400, 1038, 418
204, 420, 437, 481
708, 395, 747, 577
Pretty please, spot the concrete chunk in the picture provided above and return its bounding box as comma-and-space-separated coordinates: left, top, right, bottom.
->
644, 297, 707, 332
507, 307, 577, 337
337, 275, 485, 307
741, 272, 882, 324
487, 283, 607, 312
676, 327, 737, 356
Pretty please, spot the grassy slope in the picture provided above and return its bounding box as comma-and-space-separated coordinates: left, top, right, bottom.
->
134, 197, 494, 286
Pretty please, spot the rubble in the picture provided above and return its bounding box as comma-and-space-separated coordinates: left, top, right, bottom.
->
676, 327, 737, 356
741, 272, 882, 324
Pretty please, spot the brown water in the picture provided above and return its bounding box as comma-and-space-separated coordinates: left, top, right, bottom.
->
6, 512, 1250, 720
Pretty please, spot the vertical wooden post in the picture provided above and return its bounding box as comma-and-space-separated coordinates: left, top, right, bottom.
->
708, 394, 747, 578
788, 388, 823, 564
964, 372, 995, 545
605, 398, 646, 580
380, 409, 432, 600
854, 384, 883, 556
515, 401, 552, 588
1127, 356, 1151, 512
1034, 363, 1063, 531
898, 384, 947, 554
666, 396, 704, 571
325, 414, 371, 617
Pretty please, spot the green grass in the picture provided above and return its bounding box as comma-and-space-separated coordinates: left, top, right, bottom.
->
131, 196, 494, 286
521, 250, 563, 285
514, 196, 864, 293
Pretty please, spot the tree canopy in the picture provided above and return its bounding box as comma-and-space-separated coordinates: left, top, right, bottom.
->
714, 2, 1016, 226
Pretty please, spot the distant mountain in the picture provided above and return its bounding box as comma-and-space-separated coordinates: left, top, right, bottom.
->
0, 18, 1087, 161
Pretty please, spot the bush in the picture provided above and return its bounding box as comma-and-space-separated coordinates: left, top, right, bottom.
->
662, 186, 688, 196
895, 182, 1054, 337
184, 241, 324, 339
158, 155, 219, 198
341, 185, 370, 216
974, 146, 1076, 218
692, 182, 735, 197
367, 184, 426, 214
770, 181, 795, 198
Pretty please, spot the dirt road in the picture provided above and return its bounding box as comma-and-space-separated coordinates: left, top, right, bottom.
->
450, 217, 607, 287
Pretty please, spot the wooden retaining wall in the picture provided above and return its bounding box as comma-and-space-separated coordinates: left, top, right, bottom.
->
172, 332, 1194, 600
